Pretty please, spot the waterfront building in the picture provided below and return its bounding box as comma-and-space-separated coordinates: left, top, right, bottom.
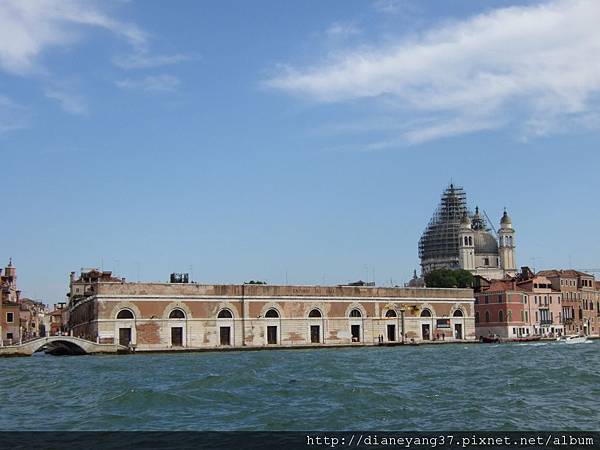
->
67, 269, 476, 350
418, 184, 517, 279
19, 298, 48, 340
474, 279, 531, 339
49, 303, 69, 336
474, 268, 594, 339
515, 275, 563, 337
536, 269, 599, 336
1, 259, 21, 345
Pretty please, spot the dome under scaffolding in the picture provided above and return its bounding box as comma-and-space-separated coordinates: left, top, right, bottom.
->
418, 184, 516, 279
418, 184, 470, 271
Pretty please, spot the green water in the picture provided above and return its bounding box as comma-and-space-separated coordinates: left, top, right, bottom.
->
1, 341, 598, 430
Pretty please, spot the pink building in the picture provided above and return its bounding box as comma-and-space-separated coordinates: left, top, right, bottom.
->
517, 275, 563, 337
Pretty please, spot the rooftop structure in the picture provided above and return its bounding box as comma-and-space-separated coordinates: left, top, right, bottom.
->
418, 184, 469, 272
418, 184, 517, 280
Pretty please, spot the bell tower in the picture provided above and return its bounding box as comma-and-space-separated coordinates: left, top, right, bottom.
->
458, 213, 475, 271
498, 209, 516, 275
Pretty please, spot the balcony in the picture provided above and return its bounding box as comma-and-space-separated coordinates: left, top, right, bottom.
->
540, 319, 553, 325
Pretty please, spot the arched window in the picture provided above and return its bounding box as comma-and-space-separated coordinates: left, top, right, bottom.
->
464, 236, 468, 245
308, 309, 322, 318
453, 309, 463, 317
169, 309, 185, 319
468, 236, 472, 246
349, 309, 362, 318
265, 308, 279, 318
420, 309, 432, 317
485, 311, 490, 322
499, 310, 504, 322
475, 312, 480, 323
385, 309, 397, 318
507, 310, 512, 321
116, 309, 134, 319
217, 309, 233, 319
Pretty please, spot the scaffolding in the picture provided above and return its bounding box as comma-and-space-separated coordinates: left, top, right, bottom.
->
418, 184, 470, 271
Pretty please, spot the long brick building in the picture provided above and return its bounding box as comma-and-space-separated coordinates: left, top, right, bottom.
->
67, 269, 476, 350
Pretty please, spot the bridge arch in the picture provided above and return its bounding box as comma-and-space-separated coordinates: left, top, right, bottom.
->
32, 337, 88, 356
0, 336, 128, 357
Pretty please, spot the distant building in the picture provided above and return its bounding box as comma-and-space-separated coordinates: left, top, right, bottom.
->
1, 259, 48, 344
67, 269, 476, 349
1, 259, 21, 344
536, 269, 599, 336
474, 278, 531, 339
19, 298, 48, 340
474, 267, 599, 339
418, 184, 517, 280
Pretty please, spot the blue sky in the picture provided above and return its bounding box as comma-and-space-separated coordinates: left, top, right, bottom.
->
1, 0, 600, 304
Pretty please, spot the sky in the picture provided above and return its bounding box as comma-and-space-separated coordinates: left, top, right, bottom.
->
1, 0, 600, 305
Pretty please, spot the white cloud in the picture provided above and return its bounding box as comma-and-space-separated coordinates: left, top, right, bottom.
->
44, 88, 87, 115
0, 0, 146, 75
266, 0, 600, 143
116, 74, 180, 92
113, 52, 190, 70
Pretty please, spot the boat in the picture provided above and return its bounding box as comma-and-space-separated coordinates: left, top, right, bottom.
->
556, 335, 587, 344
479, 334, 501, 343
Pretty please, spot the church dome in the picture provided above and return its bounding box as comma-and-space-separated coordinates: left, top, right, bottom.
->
473, 230, 499, 255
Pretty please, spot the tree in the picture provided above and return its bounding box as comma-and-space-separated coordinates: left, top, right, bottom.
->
454, 269, 474, 288
425, 268, 473, 288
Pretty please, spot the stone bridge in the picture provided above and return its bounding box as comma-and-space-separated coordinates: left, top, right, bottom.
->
0, 336, 129, 356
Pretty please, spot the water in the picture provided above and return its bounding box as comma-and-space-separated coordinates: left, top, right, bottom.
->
1, 341, 599, 430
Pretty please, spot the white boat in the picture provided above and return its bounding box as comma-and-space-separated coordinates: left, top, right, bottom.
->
556, 335, 587, 344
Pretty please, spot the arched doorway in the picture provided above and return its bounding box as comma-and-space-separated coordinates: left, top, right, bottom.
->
264, 308, 280, 345
452, 309, 464, 339
115, 309, 135, 347
420, 308, 432, 341
168, 308, 187, 347
308, 308, 323, 344
385, 309, 397, 342
217, 309, 234, 346
349, 308, 363, 343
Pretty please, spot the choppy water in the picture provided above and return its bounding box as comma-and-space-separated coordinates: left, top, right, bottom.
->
1, 341, 599, 430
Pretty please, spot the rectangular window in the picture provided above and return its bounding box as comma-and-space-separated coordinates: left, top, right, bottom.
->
6, 312, 14, 323
7, 332, 13, 340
